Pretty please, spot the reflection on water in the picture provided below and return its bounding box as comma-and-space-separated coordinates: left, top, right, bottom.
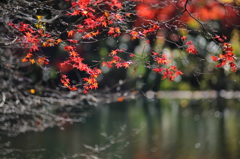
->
1, 98, 240, 159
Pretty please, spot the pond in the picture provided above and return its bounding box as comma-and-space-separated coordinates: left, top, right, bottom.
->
1, 97, 240, 159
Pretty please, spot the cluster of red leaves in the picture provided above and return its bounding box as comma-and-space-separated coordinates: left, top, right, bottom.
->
65, 0, 126, 41
9, 22, 61, 48
128, 23, 160, 40
181, 37, 197, 54
21, 53, 49, 66
9, 22, 41, 52
211, 36, 237, 72
61, 75, 77, 91
108, 27, 121, 38
214, 35, 227, 43
60, 45, 102, 93
151, 52, 183, 81
63, 0, 179, 92
102, 49, 133, 69
67, 0, 123, 16
8, 0, 139, 93
8, 22, 60, 65
22, 53, 35, 64
37, 57, 49, 66
42, 38, 62, 47
8, 19, 102, 93
66, 0, 160, 42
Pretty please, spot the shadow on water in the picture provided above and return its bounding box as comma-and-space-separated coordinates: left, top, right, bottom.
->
1, 97, 240, 159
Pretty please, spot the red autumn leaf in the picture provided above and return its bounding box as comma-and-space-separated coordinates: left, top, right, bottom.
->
89, 83, 98, 89
175, 71, 183, 76
64, 45, 75, 51
113, 56, 121, 61
70, 86, 77, 91
122, 62, 130, 68
84, 18, 94, 26
216, 61, 226, 68
169, 65, 177, 71
229, 62, 237, 72
211, 56, 219, 61
130, 30, 138, 40
129, 53, 134, 57
116, 62, 122, 68
152, 68, 163, 73
186, 41, 192, 45
186, 45, 197, 54
108, 27, 115, 36
25, 32, 32, 38
83, 33, 93, 39
152, 52, 159, 56
30, 45, 39, 52
181, 36, 186, 41
70, 10, 80, 16
115, 27, 121, 33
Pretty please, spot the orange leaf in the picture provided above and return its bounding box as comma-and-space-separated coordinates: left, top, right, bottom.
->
115, 27, 121, 33
70, 51, 78, 57
68, 30, 74, 37
111, 50, 117, 55
91, 30, 99, 37
117, 96, 124, 102
30, 59, 35, 64
181, 36, 186, 41
55, 39, 62, 44
104, 11, 110, 18
25, 32, 32, 38
22, 58, 28, 62
30, 89, 36, 94
42, 42, 48, 47
26, 53, 33, 58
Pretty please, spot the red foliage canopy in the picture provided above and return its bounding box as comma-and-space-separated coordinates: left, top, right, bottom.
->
3, 0, 240, 93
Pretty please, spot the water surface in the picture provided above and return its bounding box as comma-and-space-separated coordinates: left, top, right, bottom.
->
1, 97, 240, 159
